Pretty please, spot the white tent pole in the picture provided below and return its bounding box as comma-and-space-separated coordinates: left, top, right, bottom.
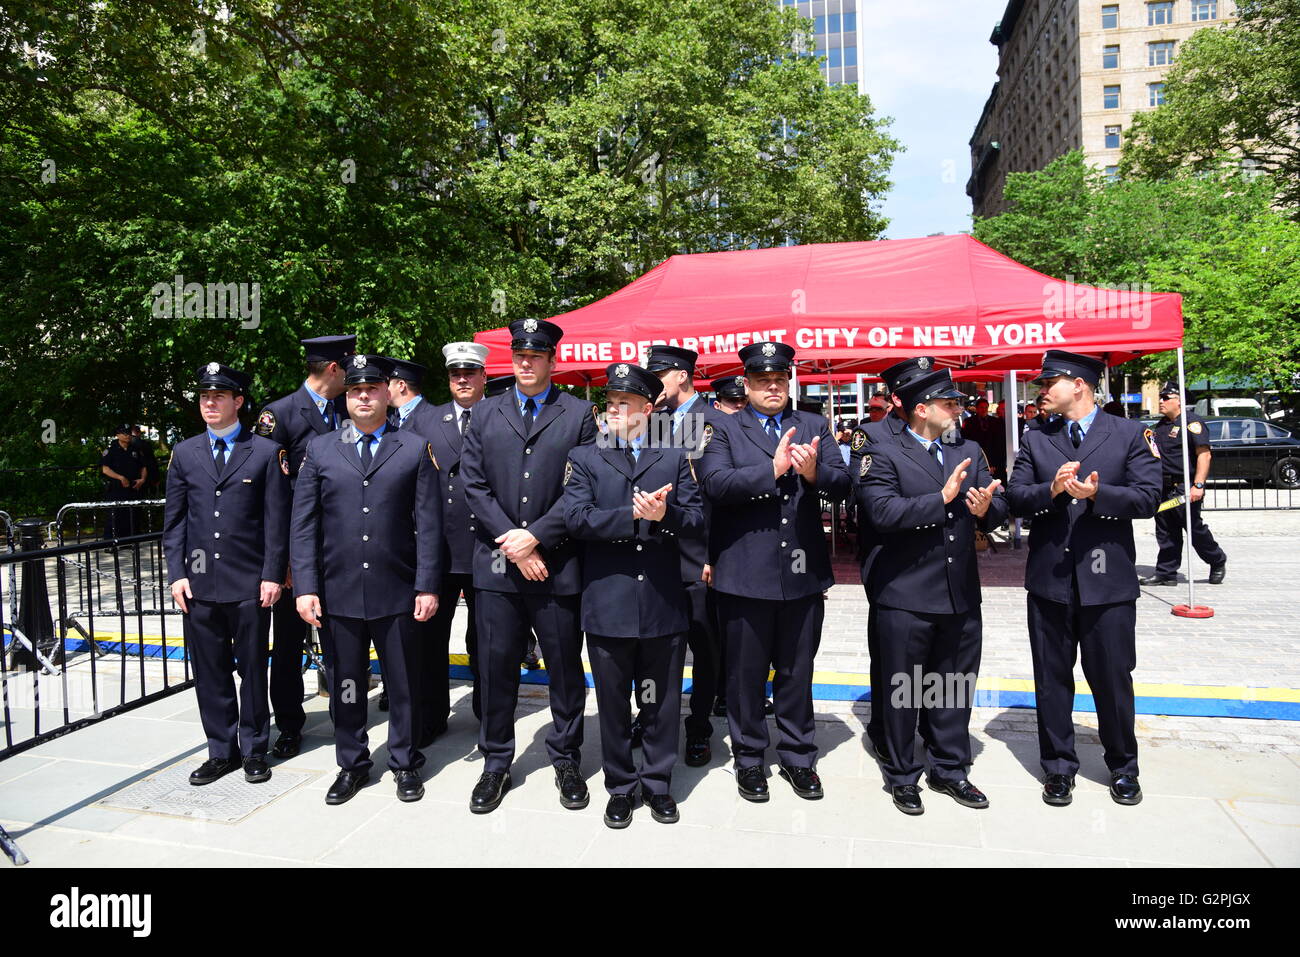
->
1176, 347, 1195, 609
856, 373, 865, 420
1006, 370, 1020, 548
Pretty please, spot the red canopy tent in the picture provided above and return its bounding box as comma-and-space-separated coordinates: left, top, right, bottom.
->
473, 234, 1183, 384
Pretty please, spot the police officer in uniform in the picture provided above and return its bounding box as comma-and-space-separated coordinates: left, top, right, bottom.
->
564, 363, 705, 827
163, 363, 290, 785
849, 358, 937, 761
710, 374, 748, 414
256, 334, 356, 759
646, 346, 725, 766
290, 355, 443, 804
699, 341, 850, 802
858, 366, 1007, 814
460, 318, 598, 813
1007, 350, 1161, 807
101, 424, 146, 538
387, 344, 489, 739
1139, 381, 1227, 586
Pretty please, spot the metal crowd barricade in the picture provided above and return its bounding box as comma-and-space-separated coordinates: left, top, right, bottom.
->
0, 527, 192, 865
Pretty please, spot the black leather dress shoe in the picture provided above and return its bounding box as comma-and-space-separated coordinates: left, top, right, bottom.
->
778, 765, 824, 800
892, 785, 924, 815
270, 732, 301, 759
190, 757, 240, 786
1208, 561, 1226, 584
928, 777, 988, 808
377, 688, 389, 712
1138, 575, 1177, 586
684, 735, 712, 767
736, 765, 769, 802
554, 760, 589, 809
1042, 773, 1075, 806
325, 769, 369, 805
470, 771, 511, 813
603, 794, 634, 829
712, 698, 727, 717
763, 698, 774, 716
243, 756, 272, 784
1110, 773, 1143, 805
630, 716, 644, 750
649, 794, 679, 823
394, 769, 424, 802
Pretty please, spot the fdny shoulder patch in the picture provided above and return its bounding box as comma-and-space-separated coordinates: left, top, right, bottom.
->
859, 453, 872, 478
278, 449, 289, 476
426, 443, 439, 469
563, 459, 573, 486
701, 423, 715, 449
1144, 428, 1160, 458
256, 409, 276, 436
850, 428, 868, 452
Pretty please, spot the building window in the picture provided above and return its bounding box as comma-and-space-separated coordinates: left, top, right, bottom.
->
828, 13, 840, 32
843, 12, 856, 31
1191, 0, 1218, 19
844, 45, 857, 67
1149, 81, 1166, 106
1102, 44, 1119, 69
1105, 166, 1120, 183
1105, 125, 1122, 149
1148, 1, 1174, 25
814, 14, 826, 34
1103, 85, 1121, 109
1101, 4, 1119, 28
828, 46, 842, 68
1149, 41, 1176, 66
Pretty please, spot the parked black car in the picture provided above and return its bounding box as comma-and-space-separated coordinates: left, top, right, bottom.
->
1141, 416, 1300, 489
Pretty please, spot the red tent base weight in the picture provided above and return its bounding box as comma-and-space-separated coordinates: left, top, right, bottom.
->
1172, 605, 1215, 619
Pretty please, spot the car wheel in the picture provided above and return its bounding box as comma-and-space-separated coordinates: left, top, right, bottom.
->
1272, 456, 1300, 490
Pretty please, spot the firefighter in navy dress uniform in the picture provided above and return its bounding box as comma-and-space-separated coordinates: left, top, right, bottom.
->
848, 358, 936, 765
1007, 350, 1162, 807
1139, 381, 1227, 586
163, 363, 290, 786
256, 333, 356, 759
858, 366, 1007, 814
459, 319, 598, 814
698, 341, 850, 802
289, 355, 443, 805
563, 363, 705, 827
385, 344, 489, 740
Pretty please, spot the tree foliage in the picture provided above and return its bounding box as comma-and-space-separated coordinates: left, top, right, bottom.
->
974, 150, 1300, 388
0, 0, 900, 474
1121, 0, 1300, 211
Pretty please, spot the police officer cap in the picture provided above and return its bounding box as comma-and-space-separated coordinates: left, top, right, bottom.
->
880, 357, 938, 394
739, 341, 795, 374
1033, 349, 1105, 386
486, 375, 516, 398
196, 361, 252, 395
382, 357, 427, 386
896, 369, 965, 411
443, 341, 489, 370
509, 318, 563, 353
114, 423, 132, 435
343, 353, 393, 386
1158, 380, 1186, 399
605, 363, 664, 403
711, 374, 747, 399
300, 334, 357, 364
645, 345, 698, 375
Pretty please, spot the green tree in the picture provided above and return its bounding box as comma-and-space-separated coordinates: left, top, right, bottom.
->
0, 0, 898, 488
974, 150, 1300, 387
1121, 0, 1300, 211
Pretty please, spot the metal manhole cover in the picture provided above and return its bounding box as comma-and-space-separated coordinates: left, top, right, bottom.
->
96, 761, 315, 823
